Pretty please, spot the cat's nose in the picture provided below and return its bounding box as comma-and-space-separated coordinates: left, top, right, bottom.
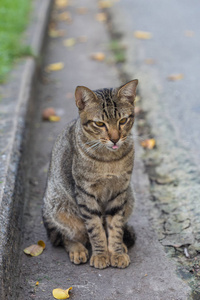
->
110, 138, 119, 144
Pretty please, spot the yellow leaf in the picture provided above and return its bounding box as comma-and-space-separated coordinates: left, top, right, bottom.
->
49, 29, 65, 38
91, 52, 105, 61
37, 240, 46, 249
52, 287, 72, 299
167, 73, 184, 81
45, 62, 64, 72
98, 0, 113, 8
58, 12, 72, 22
95, 13, 107, 22
35, 281, 39, 286
63, 38, 76, 47
55, 0, 69, 9
141, 139, 156, 149
134, 31, 152, 40
23, 244, 44, 257
49, 116, 61, 122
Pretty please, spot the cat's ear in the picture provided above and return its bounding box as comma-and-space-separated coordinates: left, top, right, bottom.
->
75, 86, 97, 110
117, 79, 138, 104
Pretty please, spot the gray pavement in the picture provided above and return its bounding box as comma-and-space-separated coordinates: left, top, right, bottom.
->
17, 0, 191, 299
108, 0, 200, 297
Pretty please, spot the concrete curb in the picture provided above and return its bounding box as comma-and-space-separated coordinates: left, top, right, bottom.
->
0, 1, 52, 298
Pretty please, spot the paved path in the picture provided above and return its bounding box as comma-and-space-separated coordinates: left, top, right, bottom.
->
18, 1, 190, 299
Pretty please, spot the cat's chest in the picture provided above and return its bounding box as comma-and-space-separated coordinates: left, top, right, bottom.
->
95, 162, 128, 179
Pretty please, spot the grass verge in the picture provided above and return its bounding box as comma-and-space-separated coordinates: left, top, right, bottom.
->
0, 0, 32, 83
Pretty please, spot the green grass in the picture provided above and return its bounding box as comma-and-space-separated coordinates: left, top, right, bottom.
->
0, 0, 32, 83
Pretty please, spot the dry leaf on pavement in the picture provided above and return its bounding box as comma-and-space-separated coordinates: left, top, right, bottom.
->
49, 116, 61, 122
55, 0, 69, 9
95, 12, 107, 22
141, 139, 156, 149
42, 107, 56, 120
90, 52, 105, 61
37, 240, 46, 249
49, 29, 65, 38
52, 287, 72, 299
134, 31, 152, 40
63, 38, 76, 47
45, 62, 64, 72
35, 281, 39, 286
23, 240, 46, 257
167, 73, 184, 81
98, 0, 113, 8
58, 12, 72, 22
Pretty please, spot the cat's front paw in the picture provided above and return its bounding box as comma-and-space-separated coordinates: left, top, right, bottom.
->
110, 253, 130, 268
69, 247, 89, 264
90, 252, 110, 269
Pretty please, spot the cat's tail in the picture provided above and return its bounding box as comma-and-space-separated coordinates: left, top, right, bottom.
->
123, 224, 136, 248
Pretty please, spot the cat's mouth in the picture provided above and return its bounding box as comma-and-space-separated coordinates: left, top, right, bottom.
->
112, 145, 119, 150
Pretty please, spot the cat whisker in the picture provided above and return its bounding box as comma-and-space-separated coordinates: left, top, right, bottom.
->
85, 139, 100, 146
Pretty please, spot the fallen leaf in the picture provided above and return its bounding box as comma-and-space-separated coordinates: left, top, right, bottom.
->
134, 31, 152, 40
95, 12, 107, 22
144, 58, 155, 65
23, 244, 44, 257
185, 30, 194, 37
63, 38, 76, 47
35, 281, 39, 286
167, 73, 184, 81
49, 116, 61, 122
52, 287, 72, 299
98, 0, 113, 8
91, 52, 105, 61
140, 139, 156, 149
42, 107, 56, 120
58, 12, 72, 23
76, 7, 88, 14
49, 29, 65, 38
45, 62, 64, 72
55, 0, 69, 9
37, 240, 46, 249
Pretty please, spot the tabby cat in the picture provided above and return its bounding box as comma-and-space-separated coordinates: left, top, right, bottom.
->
43, 79, 138, 269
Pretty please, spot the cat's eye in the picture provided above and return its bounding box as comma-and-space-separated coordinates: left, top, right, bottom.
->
119, 118, 127, 125
94, 121, 105, 127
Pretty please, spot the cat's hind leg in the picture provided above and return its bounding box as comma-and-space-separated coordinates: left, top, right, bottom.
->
43, 210, 89, 265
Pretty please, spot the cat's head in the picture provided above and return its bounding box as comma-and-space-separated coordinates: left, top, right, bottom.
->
75, 80, 138, 151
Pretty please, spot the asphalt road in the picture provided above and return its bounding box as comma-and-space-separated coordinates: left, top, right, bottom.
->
116, 0, 200, 166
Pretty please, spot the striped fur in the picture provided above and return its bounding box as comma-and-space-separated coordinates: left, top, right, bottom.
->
43, 80, 138, 269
